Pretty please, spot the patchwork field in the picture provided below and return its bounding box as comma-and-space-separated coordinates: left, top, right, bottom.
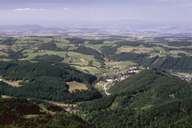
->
0, 35, 191, 76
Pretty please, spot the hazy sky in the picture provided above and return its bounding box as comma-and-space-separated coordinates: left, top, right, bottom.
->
0, 0, 192, 27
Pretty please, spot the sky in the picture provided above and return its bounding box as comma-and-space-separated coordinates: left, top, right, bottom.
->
0, 0, 192, 27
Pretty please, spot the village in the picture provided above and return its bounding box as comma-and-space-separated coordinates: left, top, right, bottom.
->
96, 66, 142, 95
177, 74, 192, 82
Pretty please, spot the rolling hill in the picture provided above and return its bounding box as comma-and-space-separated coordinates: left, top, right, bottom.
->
0, 35, 191, 128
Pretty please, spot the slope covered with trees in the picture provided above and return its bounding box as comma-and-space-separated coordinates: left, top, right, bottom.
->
79, 69, 192, 128
0, 98, 91, 128
0, 61, 101, 101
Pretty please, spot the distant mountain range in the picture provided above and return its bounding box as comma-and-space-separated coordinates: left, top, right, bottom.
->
0, 25, 67, 36
0, 24, 192, 36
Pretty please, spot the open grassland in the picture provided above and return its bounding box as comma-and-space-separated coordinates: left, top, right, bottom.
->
67, 81, 89, 93
116, 46, 153, 54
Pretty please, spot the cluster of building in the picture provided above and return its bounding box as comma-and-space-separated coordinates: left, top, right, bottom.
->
180, 76, 192, 82
105, 66, 141, 82
97, 66, 142, 95
127, 66, 140, 74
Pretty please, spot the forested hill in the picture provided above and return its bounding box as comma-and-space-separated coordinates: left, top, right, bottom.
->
0, 98, 92, 128
1, 68, 192, 128
109, 69, 192, 111
109, 69, 192, 95
79, 69, 192, 128
0, 61, 101, 101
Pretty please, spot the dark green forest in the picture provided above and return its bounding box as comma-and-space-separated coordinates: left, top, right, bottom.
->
1, 67, 192, 128
79, 70, 192, 128
0, 61, 101, 101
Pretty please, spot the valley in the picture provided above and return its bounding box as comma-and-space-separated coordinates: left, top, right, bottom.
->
1, 0, 192, 127
0, 33, 192, 128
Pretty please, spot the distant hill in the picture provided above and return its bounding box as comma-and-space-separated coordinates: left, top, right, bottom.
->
149, 56, 192, 72
0, 25, 66, 36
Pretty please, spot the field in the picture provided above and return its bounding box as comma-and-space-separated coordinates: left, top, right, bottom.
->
67, 81, 89, 93
0, 35, 191, 76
